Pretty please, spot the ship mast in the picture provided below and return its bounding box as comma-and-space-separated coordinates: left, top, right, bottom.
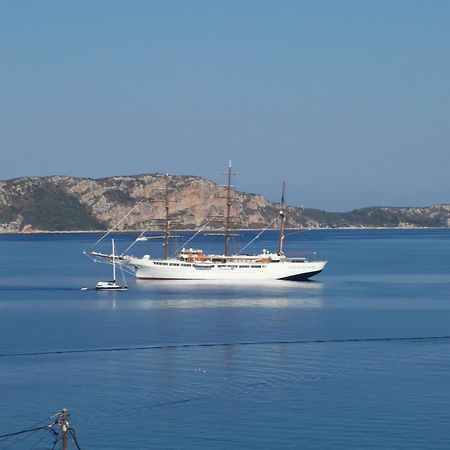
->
277, 181, 286, 256
112, 238, 117, 281
224, 161, 233, 256
163, 176, 170, 260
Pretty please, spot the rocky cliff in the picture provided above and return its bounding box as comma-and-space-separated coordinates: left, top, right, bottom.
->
0, 174, 449, 232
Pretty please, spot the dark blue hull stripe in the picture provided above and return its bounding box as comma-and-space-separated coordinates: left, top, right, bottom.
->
279, 270, 322, 281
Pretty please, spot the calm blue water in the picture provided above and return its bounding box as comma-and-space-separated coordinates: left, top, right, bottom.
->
1, 229, 450, 449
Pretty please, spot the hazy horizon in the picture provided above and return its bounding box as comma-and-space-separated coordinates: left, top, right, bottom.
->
1, 1, 449, 210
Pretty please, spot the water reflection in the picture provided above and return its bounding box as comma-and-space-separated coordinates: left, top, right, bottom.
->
135, 278, 323, 291
94, 280, 324, 310
97, 297, 324, 310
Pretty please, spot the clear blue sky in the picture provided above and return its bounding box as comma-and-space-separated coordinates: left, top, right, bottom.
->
1, 1, 449, 211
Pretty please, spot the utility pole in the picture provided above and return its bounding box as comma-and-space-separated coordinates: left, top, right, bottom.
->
59, 408, 69, 450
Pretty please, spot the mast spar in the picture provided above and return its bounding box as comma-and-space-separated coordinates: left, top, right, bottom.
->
224, 161, 234, 256
163, 176, 170, 260
156, 174, 176, 260
277, 181, 286, 256
112, 238, 116, 281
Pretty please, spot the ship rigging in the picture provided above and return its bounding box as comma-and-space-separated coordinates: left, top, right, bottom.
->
85, 162, 327, 281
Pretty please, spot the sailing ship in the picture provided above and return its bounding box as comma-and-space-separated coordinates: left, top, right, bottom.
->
88, 163, 327, 281
95, 239, 128, 290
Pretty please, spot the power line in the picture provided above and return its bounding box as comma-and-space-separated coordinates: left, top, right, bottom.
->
0, 410, 81, 450
2, 334, 450, 360
0, 430, 39, 449
28, 431, 51, 450
68, 429, 81, 450
0, 426, 51, 440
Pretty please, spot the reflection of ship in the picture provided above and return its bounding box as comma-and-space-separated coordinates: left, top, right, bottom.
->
134, 279, 324, 309
88, 162, 327, 281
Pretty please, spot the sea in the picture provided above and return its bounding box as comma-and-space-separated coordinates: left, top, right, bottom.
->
1, 229, 450, 449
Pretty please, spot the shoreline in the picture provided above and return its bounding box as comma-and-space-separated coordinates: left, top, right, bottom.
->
0, 226, 448, 235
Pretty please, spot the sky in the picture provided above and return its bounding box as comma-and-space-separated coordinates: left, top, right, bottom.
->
0, 0, 449, 211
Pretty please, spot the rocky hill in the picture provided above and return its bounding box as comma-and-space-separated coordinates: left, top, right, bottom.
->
0, 174, 449, 232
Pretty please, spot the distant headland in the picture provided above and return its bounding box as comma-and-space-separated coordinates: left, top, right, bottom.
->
0, 174, 449, 232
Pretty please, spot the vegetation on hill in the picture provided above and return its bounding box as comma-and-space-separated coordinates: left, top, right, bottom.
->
0, 181, 105, 231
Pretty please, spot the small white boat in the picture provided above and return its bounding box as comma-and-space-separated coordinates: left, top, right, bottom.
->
96, 239, 128, 291
137, 234, 182, 242
204, 232, 241, 237
136, 236, 151, 242
96, 280, 127, 291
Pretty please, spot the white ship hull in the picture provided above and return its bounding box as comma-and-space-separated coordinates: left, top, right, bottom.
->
121, 256, 327, 281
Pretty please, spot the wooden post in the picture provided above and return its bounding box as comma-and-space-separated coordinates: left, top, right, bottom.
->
60, 408, 69, 450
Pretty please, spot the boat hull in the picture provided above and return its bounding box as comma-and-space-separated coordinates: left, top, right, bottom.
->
123, 258, 327, 281
96, 286, 128, 290
96, 281, 128, 290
